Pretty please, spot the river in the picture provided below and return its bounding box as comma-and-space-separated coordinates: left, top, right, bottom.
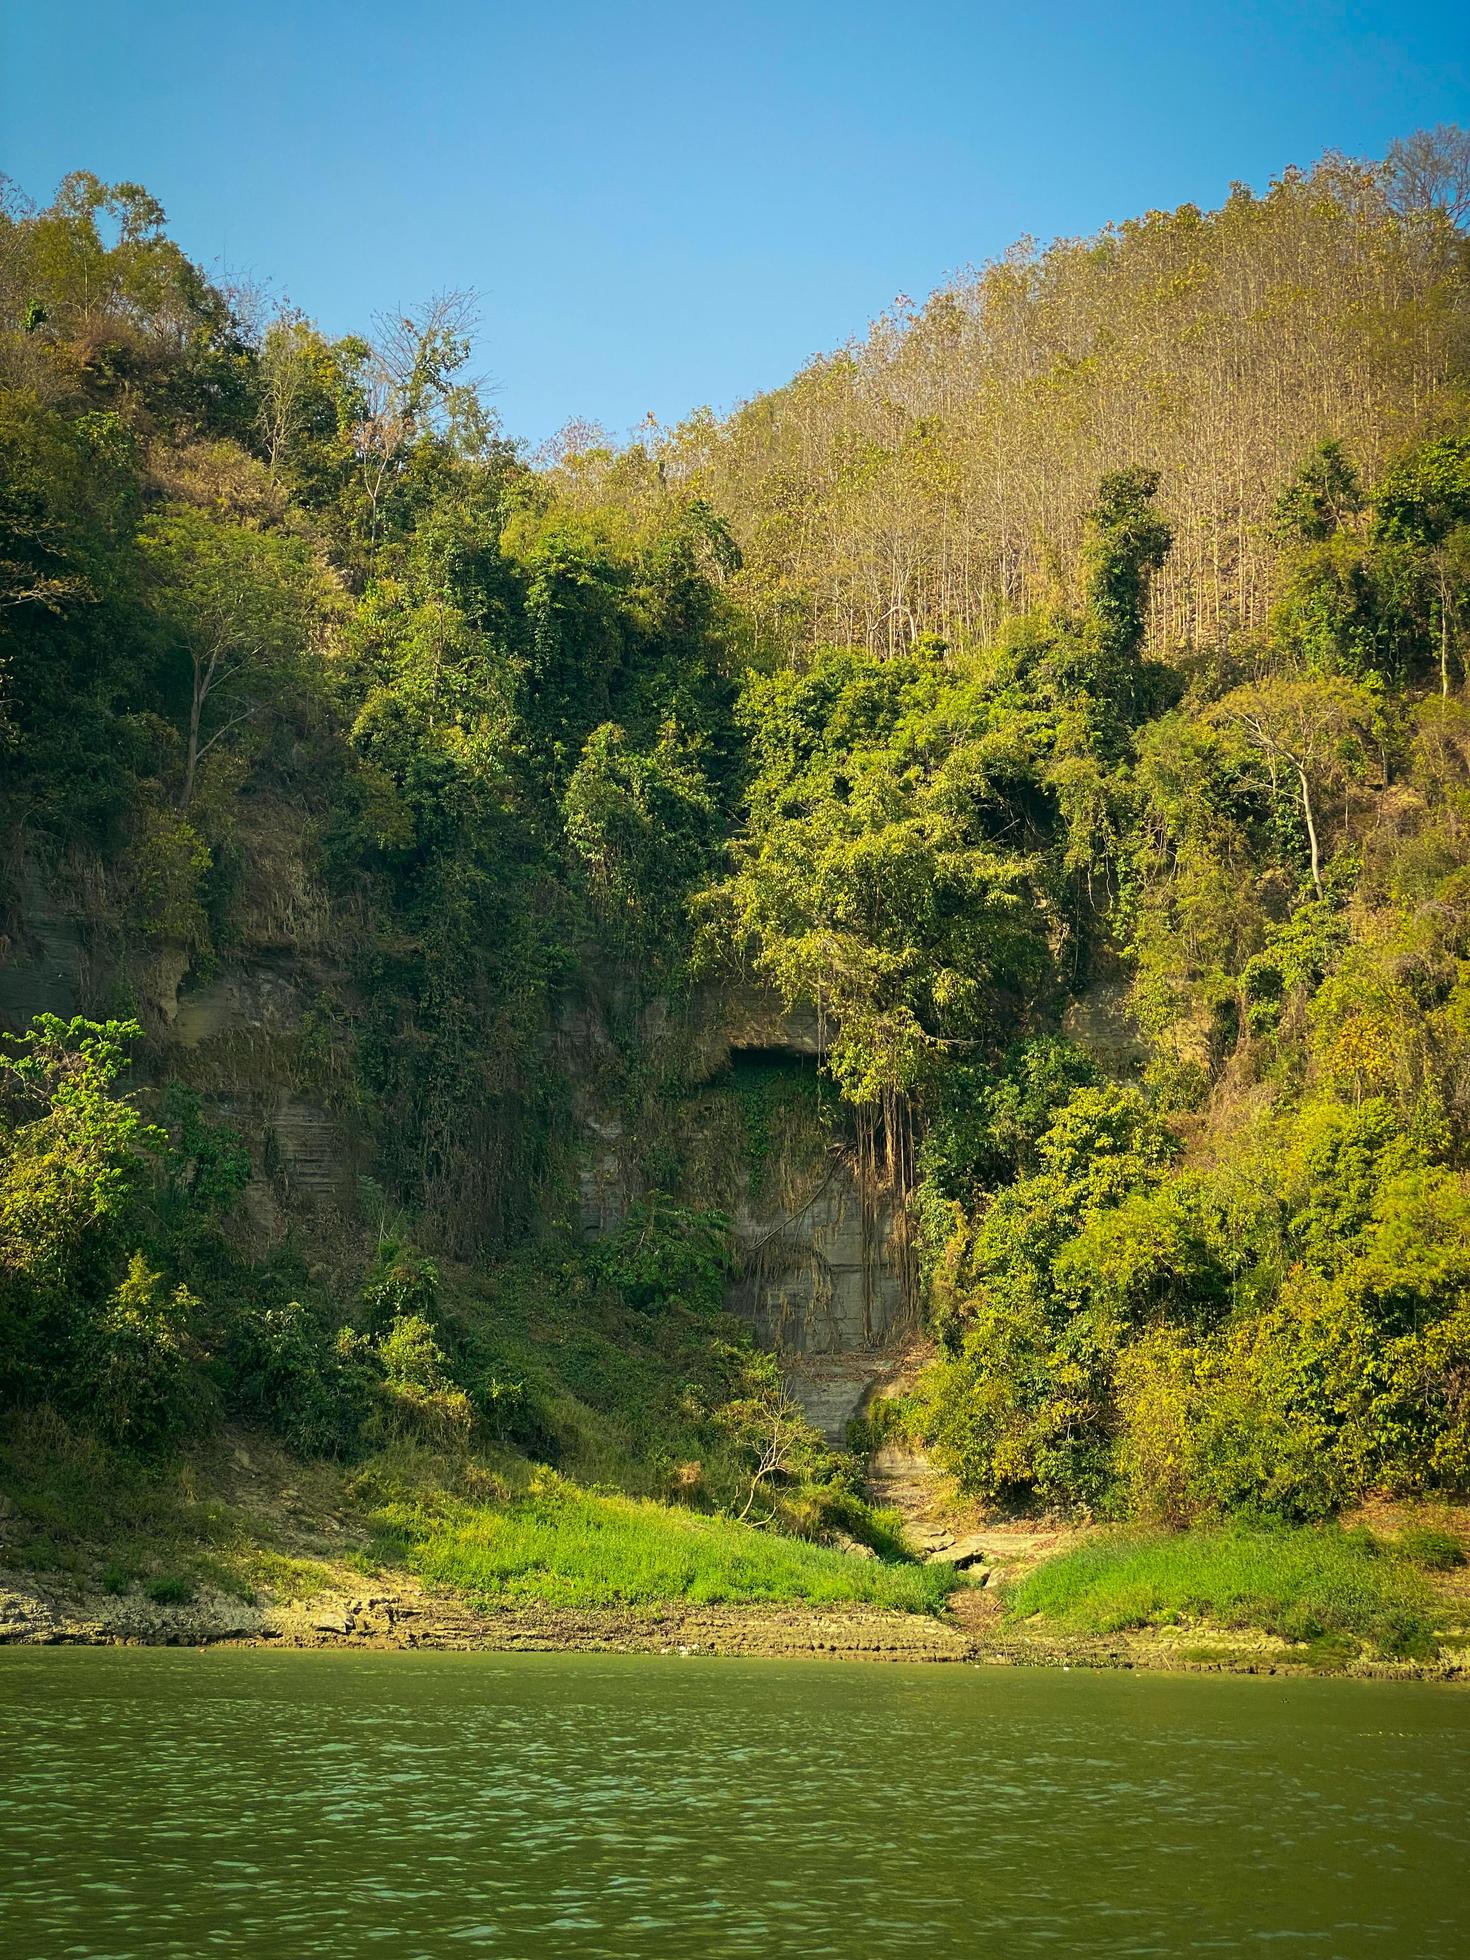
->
2, 1649, 1467, 1956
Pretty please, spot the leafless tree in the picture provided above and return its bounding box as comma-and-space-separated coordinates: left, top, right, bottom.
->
730, 1387, 808, 1521
355, 289, 489, 539
1386, 125, 1470, 229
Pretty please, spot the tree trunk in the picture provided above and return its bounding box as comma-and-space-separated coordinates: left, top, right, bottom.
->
1297, 766, 1322, 895
181, 655, 205, 810
1439, 558, 1452, 698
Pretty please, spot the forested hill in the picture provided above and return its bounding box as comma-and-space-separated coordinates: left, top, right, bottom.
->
4, 136, 1470, 1544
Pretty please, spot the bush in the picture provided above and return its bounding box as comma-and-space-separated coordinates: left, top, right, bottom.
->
224, 1299, 373, 1457
87, 1253, 199, 1447
1114, 1317, 1347, 1524
144, 1575, 195, 1606
371, 1313, 474, 1446
588, 1200, 731, 1316
361, 1240, 441, 1333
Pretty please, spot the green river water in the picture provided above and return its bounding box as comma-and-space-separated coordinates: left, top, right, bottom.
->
2, 1649, 1468, 1958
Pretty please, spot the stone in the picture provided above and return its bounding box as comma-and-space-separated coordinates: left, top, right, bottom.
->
941, 1533, 993, 1571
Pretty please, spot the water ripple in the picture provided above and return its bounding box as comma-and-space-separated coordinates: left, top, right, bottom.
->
1, 1651, 1468, 1958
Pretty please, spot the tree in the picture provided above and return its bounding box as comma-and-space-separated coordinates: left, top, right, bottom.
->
256, 310, 326, 482
1385, 125, 1470, 229
0, 1016, 163, 1414
1082, 466, 1172, 709
1270, 441, 1364, 545
1207, 675, 1377, 894
0, 1015, 156, 1261
561, 719, 717, 955
139, 507, 316, 807
355, 290, 491, 544
1374, 435, 1470, 694
717, 1379, 810, 1520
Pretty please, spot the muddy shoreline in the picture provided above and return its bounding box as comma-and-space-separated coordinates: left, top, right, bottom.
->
5, 1570, 1466, 1682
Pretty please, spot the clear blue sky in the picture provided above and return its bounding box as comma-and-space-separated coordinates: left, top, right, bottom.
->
5, 1, 1468, 447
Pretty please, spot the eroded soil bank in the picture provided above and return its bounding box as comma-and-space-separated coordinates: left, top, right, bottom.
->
5, 1431, 1469, 1680
5, 1566, 1469, 1681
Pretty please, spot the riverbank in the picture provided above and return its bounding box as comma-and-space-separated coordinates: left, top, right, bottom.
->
4, 1423, 1468, 1679
5, 1557, 1469, 1679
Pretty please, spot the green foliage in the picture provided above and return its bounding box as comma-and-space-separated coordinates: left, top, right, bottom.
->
1374, 434, 1470, 548
703, 646, 1055, 1108
923, 1084, 1181, 1507
719, 1052, 825, 1198
7, 161, 1470, 1574
0, 1016, 166, 1422
1270, 441, 1364, 544
223, 1299, 373, 1458
1077, 466, 1173, 723
361, 1238, 441, 1332
144, 1574, 195, 1606
370, 1313, 475, 1445
88, 1252, 199, 1447
586, 1200, 731, 1316
156, 1087, 251, 1239
562, 719, 717, 958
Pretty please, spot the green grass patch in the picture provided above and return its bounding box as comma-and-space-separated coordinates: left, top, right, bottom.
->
144, 1575, 195, 1606
1006, 1526, 1439, 1659
1395, 1525, 1466, 1572
241, 1549, 340, 1601
374, 1473, 955, 1614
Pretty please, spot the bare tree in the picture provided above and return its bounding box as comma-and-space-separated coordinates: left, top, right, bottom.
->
724, 1386, 809, 1521
1386, 125, 1470, 229
591, 160, 1460, 667
354, 290, 491, 540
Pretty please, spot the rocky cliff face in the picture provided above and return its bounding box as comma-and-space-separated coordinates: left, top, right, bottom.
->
0, 853, 359, 1241
0, 865, 90, 1026
725, 1158, 913, 1441
2, 858, 918, 1436
559, 974, 918, 1440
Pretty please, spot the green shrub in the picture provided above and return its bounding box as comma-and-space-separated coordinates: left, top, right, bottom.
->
224, 1299, 372, 1457
588, 1200, 731, 1316
87, 1253, 199, 1447
144, 1575, 195, 1605
361, 1240, 441, 1333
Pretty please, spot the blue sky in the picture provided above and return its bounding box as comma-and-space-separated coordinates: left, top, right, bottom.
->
5, 1, 1467, 446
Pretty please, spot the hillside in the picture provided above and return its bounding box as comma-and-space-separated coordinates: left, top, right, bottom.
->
4, 142, 1470, 1664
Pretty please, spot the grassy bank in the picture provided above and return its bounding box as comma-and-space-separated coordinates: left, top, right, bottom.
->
1005, 1525, 1450, 1660
366, 1472, 956, 1614
0, 1416, 953, 1620
6, 1409, 1465, 1664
